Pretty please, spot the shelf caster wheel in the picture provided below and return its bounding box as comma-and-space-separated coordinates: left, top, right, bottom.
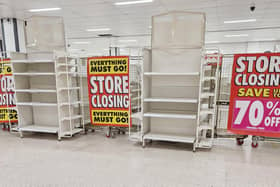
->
251, 142, 258, 148
142, 141, 146, 148
111, 132, 116, 138
58, 137, 61, 141
236, 138, 244, 146
20, 133, 23, 138
118, 129, 121, 134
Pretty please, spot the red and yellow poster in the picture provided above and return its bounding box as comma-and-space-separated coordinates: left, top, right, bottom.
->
0, 59, 17, 123
87, 56, 130, 127
228, 53, 280, 137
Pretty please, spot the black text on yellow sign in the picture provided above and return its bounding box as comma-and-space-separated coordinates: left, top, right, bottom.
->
0, 65, 12, 75
88, 57, 128, 75
92, 110, 129, 126
0, 108, 17, 122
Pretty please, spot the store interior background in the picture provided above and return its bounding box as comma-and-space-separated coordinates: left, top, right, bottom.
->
0, 0, 279, 56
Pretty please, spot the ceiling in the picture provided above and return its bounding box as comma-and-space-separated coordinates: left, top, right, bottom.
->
1, 0, 280, 54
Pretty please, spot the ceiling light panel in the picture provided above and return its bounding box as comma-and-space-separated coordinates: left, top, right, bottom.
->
28, 7, 61, 12
224, 19, 256, 24
115, 0, 153, 6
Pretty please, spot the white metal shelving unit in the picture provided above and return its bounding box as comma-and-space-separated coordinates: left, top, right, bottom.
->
195, 52, 221, 150
12, 52, 85, 140
142, 11, 206, 151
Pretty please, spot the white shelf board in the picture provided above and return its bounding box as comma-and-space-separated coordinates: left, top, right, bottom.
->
144, 98, 197, 103
143, 132, 195, 143
131, 97, 141, 101
203, 77, 216, 81
197, 139, 213, 148
62, 128, 83, 136
200, 92, 215, 98
13, 72, 55, 76
17, 102, 57, 107
15, 89, 56, 93
19, 125, 58, 133
198, 124, 213, 131
131, 89, 141, 92
57, 64, 77, 68
60, 101, 82, 106
144, 112, 196, 120
11, 60, 54, 63
61, 115, 82, 121
132, 112, 142, 119
200, 109, 215, 115
144, 72, 199, 76
59, 87, 80, 91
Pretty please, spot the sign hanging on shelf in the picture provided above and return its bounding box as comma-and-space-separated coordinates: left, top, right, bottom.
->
0, 59, 18, 123
87, 56, 131, 127
228, 53, 280, 137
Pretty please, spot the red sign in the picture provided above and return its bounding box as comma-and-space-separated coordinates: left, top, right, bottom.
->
0, 59, 17, 122
87, 56, 130, 127
228, 53, 280, 137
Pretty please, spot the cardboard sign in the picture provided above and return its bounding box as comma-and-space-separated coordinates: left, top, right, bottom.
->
0, 59, 17, 123
87, 56, 130, 127
228, 53, 280, 137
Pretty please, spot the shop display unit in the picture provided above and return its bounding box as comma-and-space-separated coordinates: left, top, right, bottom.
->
11, 52, 85, 140
140, 11, 215, 151
194, 53, 221, 149
129, 56, 143, 141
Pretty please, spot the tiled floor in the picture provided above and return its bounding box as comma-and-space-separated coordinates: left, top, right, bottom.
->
0, 130, 280, 187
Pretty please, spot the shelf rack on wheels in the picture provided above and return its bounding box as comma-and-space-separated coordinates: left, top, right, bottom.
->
11, 51, 85, 140
129, 11, 219, 151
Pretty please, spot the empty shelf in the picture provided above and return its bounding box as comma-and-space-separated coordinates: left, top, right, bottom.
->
144, 72, 199, 76
60, 101, 82, 106
57, 64, 78, 68
62, 128, 83, 136
144, 98, 197, 103
201, 92, 215, 98
131, 97, 141, 101
200, 109, 215, 115
11, 60, 54, 63
59, 87, 80, 91
203, 77, 216, 81
197, 139, 213, 148
144, 112, 196, 120
131, 89, 141, 92
143, 132, 195, 143
132, 112, 142, 119
15, 89, 56, 93
19, 125, 58, 133
61, 115, 82, 121
198, 124, 213, 131
13, 72, 55, 76
17, 102, 57, 106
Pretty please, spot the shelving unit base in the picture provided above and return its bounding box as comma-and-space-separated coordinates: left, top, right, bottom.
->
142, 132, 195, 147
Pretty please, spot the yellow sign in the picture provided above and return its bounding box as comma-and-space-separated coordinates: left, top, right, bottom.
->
88, 57, 128, 75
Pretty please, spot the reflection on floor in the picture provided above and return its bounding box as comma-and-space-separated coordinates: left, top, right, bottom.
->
0, 130, 280, 187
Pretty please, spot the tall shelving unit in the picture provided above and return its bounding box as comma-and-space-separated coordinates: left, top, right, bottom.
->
11, 52, 84, 140
195, 52, 220, 149
142, 12, 207, 151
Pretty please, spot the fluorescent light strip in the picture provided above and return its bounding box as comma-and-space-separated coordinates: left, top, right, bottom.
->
86, 28, 111, 32
29, 7, 61, 12
115, 0, 153, 5
224, 34, 249, 38
224, 19, 256, 24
